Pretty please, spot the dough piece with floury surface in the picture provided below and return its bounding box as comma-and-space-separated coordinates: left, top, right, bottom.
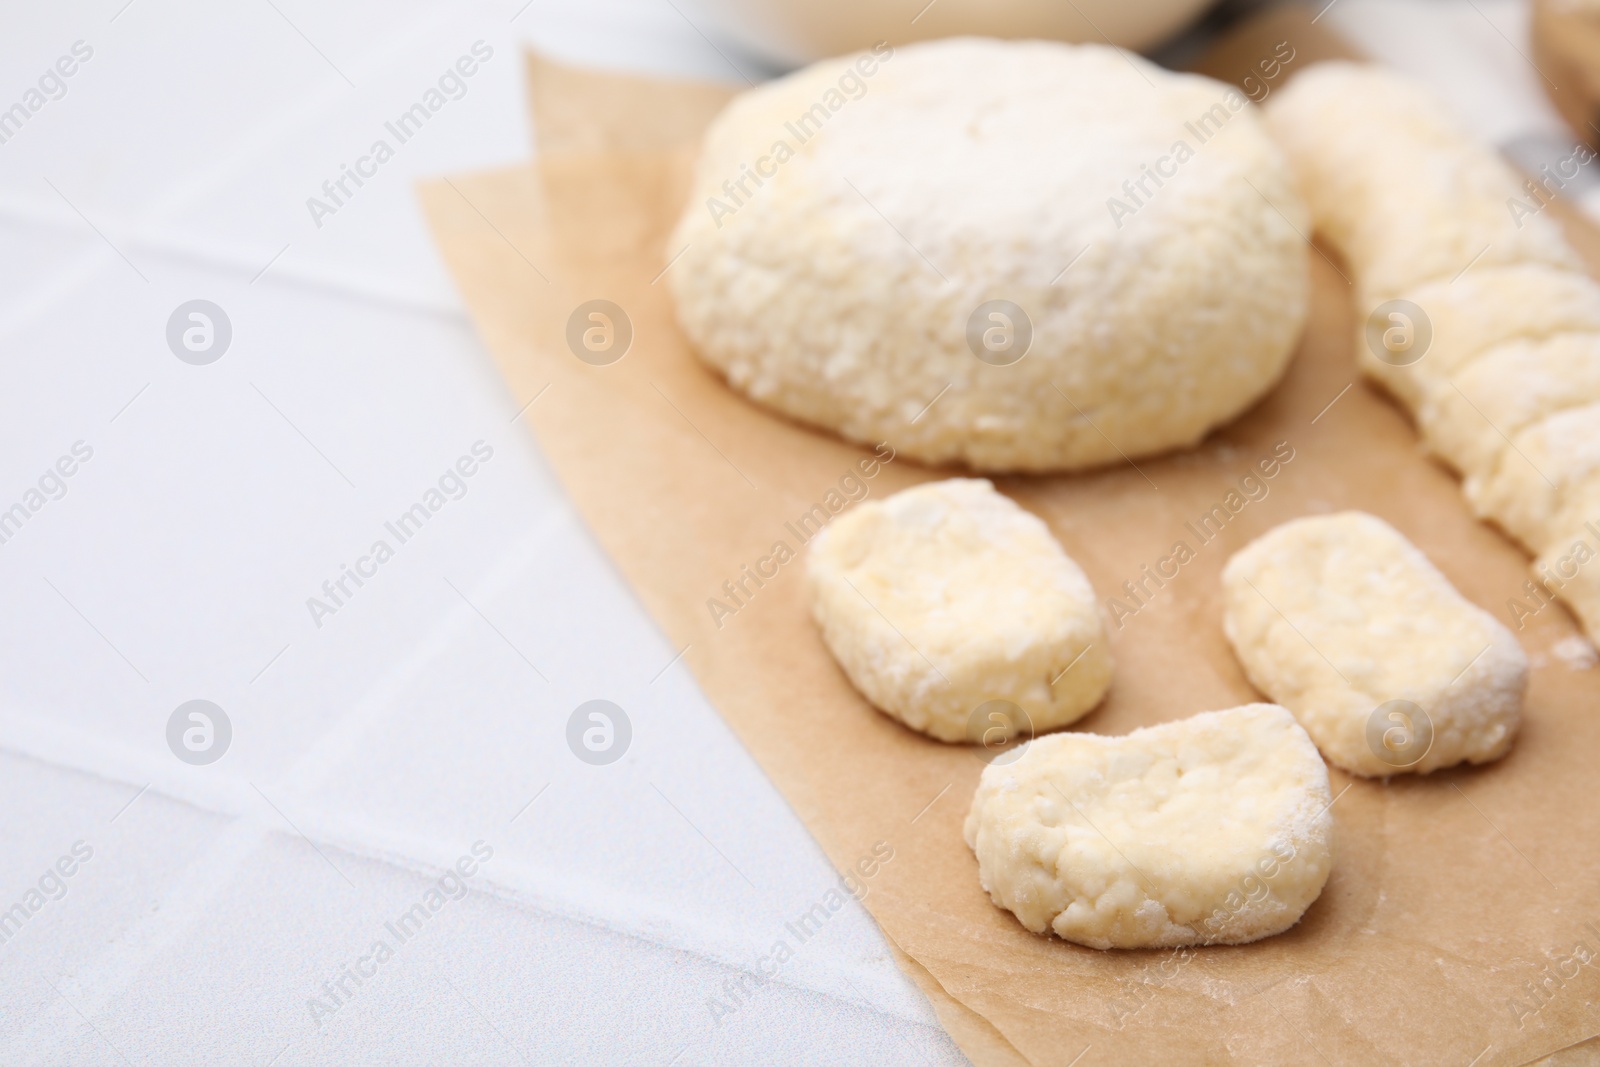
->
1222, 512, 1525, 777
1353, 265, 1600, 412
1267, 62, 1600, 649
1417, 333, 1600, 480
670, 38, 1309, 472
806, 478, 1111, 742
1465, 402, 1600, 554
1266, 63, 1579, 302
964, 703, 1334, 949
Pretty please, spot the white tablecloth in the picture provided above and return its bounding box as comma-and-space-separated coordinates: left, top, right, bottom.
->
0, 2, 1574, 1063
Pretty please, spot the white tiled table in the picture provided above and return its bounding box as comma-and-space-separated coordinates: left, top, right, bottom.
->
0, 2, 1572, 1063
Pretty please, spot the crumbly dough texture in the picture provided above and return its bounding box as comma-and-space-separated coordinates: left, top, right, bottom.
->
1419, 333, 1600, 479
1357, 266, 1600, 413
1466, 402, 1600, 552
1537, 533, 1600, 640
1222, 512, 1525, 776
1266, 64, 1578, 300
806, 478, 1111, 742
671, 38, 1309, 472
1268, 62, 1600, 646
964, 703, 1334, 949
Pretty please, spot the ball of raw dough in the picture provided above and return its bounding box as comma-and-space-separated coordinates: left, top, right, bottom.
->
669, 38, 1309, 472
1222, 512, 1525, 776
806, 478, 1111, 742
964, 703, 1334, 949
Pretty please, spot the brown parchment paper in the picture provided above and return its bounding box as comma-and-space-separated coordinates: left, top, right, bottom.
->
422, 17, 1600, 1066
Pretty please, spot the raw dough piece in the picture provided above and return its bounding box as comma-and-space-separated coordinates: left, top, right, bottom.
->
1266, 61, 1600, 651
1266, 63, 1578, 301
1418, 333, 1600, 478
1222, 512, 1525, 776
1535, 531, 1600, 640
670, 38, 1308, 472
806, 478, 1111, 742
963, 703, 1333, 949
1355, 266, 1600, 412
1466, 403, 1600, 553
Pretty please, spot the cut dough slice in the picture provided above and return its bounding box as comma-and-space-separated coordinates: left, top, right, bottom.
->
1465, 403, 1600, 553
1529, 481, 1600, 639
1222, 512, 1525, 776
963, 703, 1334, 949
1266, 63, 1579, 301
1418, 333, 1600, 478
1534, 529, 1600, 640
1355, 266, 1600, 412
806, 478, 1112, 742
1265, 61, 1600, 650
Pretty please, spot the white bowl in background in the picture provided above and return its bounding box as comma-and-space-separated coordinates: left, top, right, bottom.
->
682, 0, 1215, 67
